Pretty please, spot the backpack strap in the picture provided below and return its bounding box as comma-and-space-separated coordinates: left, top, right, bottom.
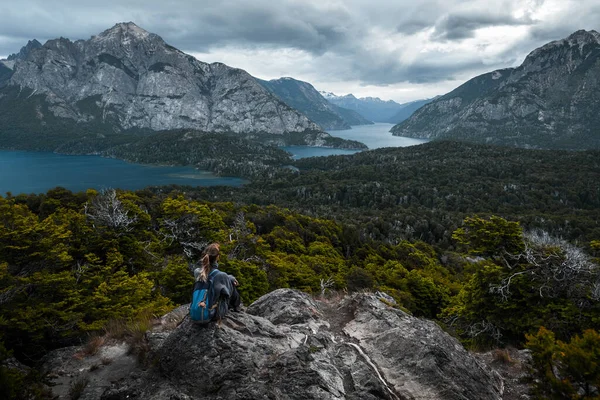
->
208, 269, 220, 281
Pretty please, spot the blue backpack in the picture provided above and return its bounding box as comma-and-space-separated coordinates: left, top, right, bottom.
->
190, 269, 220, 323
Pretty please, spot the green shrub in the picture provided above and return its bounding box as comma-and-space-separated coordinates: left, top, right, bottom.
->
527, 327, 600, 399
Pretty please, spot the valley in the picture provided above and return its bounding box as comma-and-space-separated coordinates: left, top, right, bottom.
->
1, 17, 600, 400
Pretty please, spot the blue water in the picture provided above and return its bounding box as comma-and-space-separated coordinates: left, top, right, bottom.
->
0, 151, 245, 195
283, 123, 429, 159
1, 124, 427, 194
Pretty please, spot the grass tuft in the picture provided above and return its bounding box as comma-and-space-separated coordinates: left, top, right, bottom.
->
68, 376, 88, 400
83, 335, 105, 356
492, 348, 514, 364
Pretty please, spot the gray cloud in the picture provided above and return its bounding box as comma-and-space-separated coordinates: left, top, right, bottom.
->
432, 11, 533, 41
0, 0, 598, 99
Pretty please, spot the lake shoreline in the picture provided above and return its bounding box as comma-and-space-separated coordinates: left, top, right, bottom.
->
0, 124, 428, 194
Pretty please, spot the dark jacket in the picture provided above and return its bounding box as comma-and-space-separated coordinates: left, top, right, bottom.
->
193, 263, 237, 318
211, 268, 237, 318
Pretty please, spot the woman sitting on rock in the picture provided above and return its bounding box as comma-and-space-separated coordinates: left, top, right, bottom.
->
193, 243, 241, 319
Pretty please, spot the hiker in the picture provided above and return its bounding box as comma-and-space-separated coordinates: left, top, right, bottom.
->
192, 243, 241, 321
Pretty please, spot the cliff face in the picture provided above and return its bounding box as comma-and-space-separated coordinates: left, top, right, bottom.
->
391, 30, 600, 149
42, 290, 504, 400
5, 22, 321, 135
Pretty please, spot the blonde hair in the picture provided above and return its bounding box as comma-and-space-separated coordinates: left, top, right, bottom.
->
198, 243, 220, 282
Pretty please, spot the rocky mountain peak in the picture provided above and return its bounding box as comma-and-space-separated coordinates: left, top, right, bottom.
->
319, 90, 338, 99
566, 29, 600, 44
6, 39, 42, 61
4, 23, 323, 136
362, 96, 386, 103
392, 29, 600, 149
94, 22, 153, 42
522, 29, 600, 67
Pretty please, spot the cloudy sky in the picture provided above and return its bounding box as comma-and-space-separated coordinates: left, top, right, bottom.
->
0, 0, 598, 102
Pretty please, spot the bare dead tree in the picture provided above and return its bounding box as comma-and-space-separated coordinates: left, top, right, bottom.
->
231, 212, 250, 241
0, 286, 21, 306
320, 277, 335, 296
465, 320, 503, 342
84, 188, 137, 232
227, 212, 255, 261
157, 211, 211, 261
72, 260, 88, 283
489, 229, 599, 303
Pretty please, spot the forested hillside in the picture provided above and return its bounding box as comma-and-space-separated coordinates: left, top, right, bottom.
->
1, 186, 599, 399
2, 140, 600, 398
187, 141, 600, 248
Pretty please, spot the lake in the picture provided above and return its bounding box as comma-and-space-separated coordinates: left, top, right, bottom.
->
1, 124, 426, 195
282, 123, 428, 159
0, 151, 245, 195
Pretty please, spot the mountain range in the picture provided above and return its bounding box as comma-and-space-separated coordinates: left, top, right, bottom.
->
392, 30, 600, 149
1, 24, 599, 154
0, 22, 361, 150
258, 77, 372, 130
320, 92, 436, 124
321, 92, 405, 122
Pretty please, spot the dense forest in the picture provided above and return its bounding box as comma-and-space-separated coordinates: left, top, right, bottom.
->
184, 141, 600, 249
1, 140, 600, 398
1, 185, 599, 398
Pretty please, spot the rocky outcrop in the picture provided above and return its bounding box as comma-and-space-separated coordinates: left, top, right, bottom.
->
45, 289, 503, 399
4, 23, 322, 136
392, 30, 600, 150
259, 77, 373, 130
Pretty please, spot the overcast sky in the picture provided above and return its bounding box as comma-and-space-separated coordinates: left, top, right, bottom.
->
0, 0, 598, 102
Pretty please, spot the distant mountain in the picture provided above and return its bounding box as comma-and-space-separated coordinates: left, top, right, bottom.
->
259, 77, 372, 130
322, 93, 404, 122
388, 97, 439, 124
331, 104, 373, 127
392, 30, 600, 149
7, 39, 42, 61
0, 22, 359, 149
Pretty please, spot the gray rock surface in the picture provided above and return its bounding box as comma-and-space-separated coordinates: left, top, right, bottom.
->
6, 22, 321, 135
392, 30, 600, 149
46, 289, 503, 399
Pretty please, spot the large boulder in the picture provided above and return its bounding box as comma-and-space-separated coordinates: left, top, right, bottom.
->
45, 289, 504, 399
341, 294, 503, 399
